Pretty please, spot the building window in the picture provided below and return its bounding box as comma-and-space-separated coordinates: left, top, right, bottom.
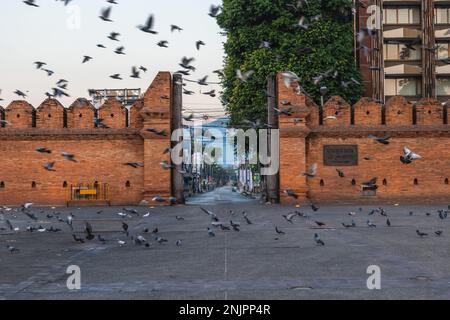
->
414, 178, 419, 185
351, 179, 356, 186
31, 181, 37, 189
384, 43, 421, 60
437, 43, 450, 60
63, 181, 68, 188
445, 178, 449, 185
320, 179, 325, 187
437, 78, 450, 96
383, 179, 388, 186
0, 181, 4, 188
384, 7, 420, 25
435, 8, 450, 24
385, 78, 422, 96
126, 181, 131, 188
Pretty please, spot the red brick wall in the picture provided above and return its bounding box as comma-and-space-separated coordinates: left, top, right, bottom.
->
323, 96, 351, 126
277, 73, 450, 204
0, 72, 173, 206
385, 96, 414, 125
143, 72, 172, 112
129, 99, 144, 129
306, 98, 320, 128
307, 134, 450, 204
140, 72, 173, 203
277, 74, 311, 204
5, 101, 34, 128
353, 98, 382, 126
36, 99, 65, 129
98, 98, 128, 129
0, 136, 144, 205
416, 98, 444, 125
67, 98, 96, 129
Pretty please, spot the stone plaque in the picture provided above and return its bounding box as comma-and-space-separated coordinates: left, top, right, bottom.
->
323, 145, 358, 166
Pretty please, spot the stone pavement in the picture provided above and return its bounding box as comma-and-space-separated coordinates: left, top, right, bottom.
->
1, 187, 449, 300
186, 186, 257, 205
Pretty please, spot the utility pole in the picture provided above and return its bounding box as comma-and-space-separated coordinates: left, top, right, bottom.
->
172, 73, 185, 204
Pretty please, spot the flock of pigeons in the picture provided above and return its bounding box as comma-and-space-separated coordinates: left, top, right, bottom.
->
0, 0, 223, 113
276, 128, 442, 246
2, 197, 450, 254
4, 0, 371, 125
0, 1, 446, 252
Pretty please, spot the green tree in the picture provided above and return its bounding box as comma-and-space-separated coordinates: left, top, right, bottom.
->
216, 0, 364, 125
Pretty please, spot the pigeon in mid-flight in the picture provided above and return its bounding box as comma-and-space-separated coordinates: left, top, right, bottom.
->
400, 147, 422, 164
23, 0, 39, 7
138, 15, 158, 34
100, 7, 113, 22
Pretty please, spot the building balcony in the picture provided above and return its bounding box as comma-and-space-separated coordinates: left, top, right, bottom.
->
435, 28, 450, 39
436, 64, 450, 74
384, 28, 422, 39
383, 0, 421, 4
385, 64, 423, 75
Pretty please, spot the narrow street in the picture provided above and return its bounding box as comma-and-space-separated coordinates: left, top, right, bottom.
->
186, 186, 258, 205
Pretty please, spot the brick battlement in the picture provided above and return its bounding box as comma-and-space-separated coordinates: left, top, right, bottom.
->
277, 74, 449, 128
1, 97, 136, 130
276, 73, 450, 205
0, 72, 174, 206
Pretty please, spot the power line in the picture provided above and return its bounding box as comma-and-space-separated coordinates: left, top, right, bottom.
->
183, 78, 222, 85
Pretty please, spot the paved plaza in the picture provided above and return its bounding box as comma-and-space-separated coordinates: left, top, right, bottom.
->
1, 187, 450, 300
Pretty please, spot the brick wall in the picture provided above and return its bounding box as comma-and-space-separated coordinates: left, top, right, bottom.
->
36, 99, 66, 129
415, 98, 444, 125
129, 99, 144, 129
323, 96, 352, 126
0, 72, 173, 206
0, 136, 144, 205
307, 134, 450, 204
140, 72, 172, 203
98, 98, 128, 129
66, 98, 96, 129
385, 96, 413, 125
353, 98, 382, 126
5, 101, 34, 128
277, 73, 450, 204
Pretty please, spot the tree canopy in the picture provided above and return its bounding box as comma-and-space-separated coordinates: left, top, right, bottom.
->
216, 0, 364, 125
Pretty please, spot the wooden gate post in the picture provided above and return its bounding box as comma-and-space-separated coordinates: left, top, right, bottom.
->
266, 74, 280, 203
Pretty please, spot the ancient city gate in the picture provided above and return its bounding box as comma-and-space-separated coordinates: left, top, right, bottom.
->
268, 72, 450, 205
0, 72, 184, 206
1, 71, 449, 206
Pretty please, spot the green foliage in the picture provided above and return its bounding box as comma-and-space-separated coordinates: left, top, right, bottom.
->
216, 0, 364, 125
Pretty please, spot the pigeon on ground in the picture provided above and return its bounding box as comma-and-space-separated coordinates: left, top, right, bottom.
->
314, 233, 325, 246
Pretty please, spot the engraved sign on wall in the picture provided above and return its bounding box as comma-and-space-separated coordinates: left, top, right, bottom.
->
323, 145, 358, 166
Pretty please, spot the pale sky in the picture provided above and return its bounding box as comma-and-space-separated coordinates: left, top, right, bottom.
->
0, 0, 225, 118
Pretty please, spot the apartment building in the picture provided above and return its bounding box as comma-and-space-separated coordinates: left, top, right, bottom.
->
356, 0, 450, 102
